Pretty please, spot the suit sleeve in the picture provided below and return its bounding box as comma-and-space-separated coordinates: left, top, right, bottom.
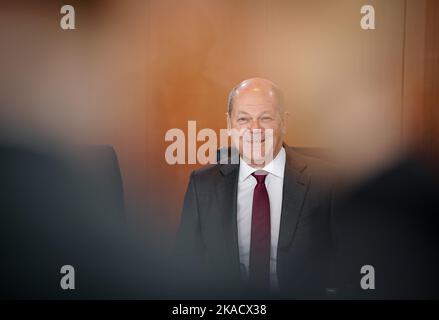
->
175, 171, 205, 260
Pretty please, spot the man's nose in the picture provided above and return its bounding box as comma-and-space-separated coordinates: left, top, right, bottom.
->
249, 119, 262, 131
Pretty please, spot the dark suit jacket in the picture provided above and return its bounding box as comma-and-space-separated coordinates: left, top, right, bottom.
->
176, 146, 336, 298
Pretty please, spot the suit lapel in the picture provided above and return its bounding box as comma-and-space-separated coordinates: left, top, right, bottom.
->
278, 148, 310, 249
218, 163, 240, 271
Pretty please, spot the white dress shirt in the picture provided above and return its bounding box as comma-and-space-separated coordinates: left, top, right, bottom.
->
237, 147, 286, 290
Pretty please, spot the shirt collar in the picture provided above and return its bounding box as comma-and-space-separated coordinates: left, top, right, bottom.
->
239, 147, 286, 182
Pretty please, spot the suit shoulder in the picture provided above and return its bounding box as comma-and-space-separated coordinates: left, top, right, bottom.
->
302, 153, 333, 172
190, 163, 223, 181
190, 162, 239, 186
288, 148, 337, 183
192, 163, 217, 174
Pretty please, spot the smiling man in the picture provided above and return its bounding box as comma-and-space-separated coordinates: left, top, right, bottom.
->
176, 78, 336, 298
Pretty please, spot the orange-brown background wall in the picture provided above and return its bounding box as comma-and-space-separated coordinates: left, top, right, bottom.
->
1, 0, 436, 239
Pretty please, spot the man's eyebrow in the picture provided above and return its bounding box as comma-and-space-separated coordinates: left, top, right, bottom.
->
236, 110, 275, 117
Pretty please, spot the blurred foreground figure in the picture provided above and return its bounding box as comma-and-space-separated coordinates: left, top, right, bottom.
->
0, 138, 171, 299
333, 151, 439, 299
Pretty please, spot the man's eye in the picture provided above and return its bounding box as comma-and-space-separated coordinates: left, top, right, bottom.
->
261, 117, 273, 121
238, 118, 248, 122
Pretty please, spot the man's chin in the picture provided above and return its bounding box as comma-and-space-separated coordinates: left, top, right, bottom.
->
241, 154, 274, 167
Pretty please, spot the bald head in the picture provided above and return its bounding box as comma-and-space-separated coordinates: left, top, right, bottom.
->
227, 78, 284, 115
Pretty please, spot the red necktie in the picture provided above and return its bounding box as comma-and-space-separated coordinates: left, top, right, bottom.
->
249, 171, 271, 290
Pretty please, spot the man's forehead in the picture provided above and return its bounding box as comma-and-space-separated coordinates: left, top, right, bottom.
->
234, 88, 277, 102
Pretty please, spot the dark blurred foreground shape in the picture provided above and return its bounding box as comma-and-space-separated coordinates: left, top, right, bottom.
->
0, 140, 172, 299
333, 153, 439, 299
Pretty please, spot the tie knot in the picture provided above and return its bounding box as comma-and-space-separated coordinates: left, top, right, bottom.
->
252, 171, 267, 184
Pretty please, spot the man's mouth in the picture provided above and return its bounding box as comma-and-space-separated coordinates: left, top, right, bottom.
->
245, 137, 265, 143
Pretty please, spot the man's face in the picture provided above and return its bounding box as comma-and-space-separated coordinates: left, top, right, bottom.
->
228, 86, 285, 167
